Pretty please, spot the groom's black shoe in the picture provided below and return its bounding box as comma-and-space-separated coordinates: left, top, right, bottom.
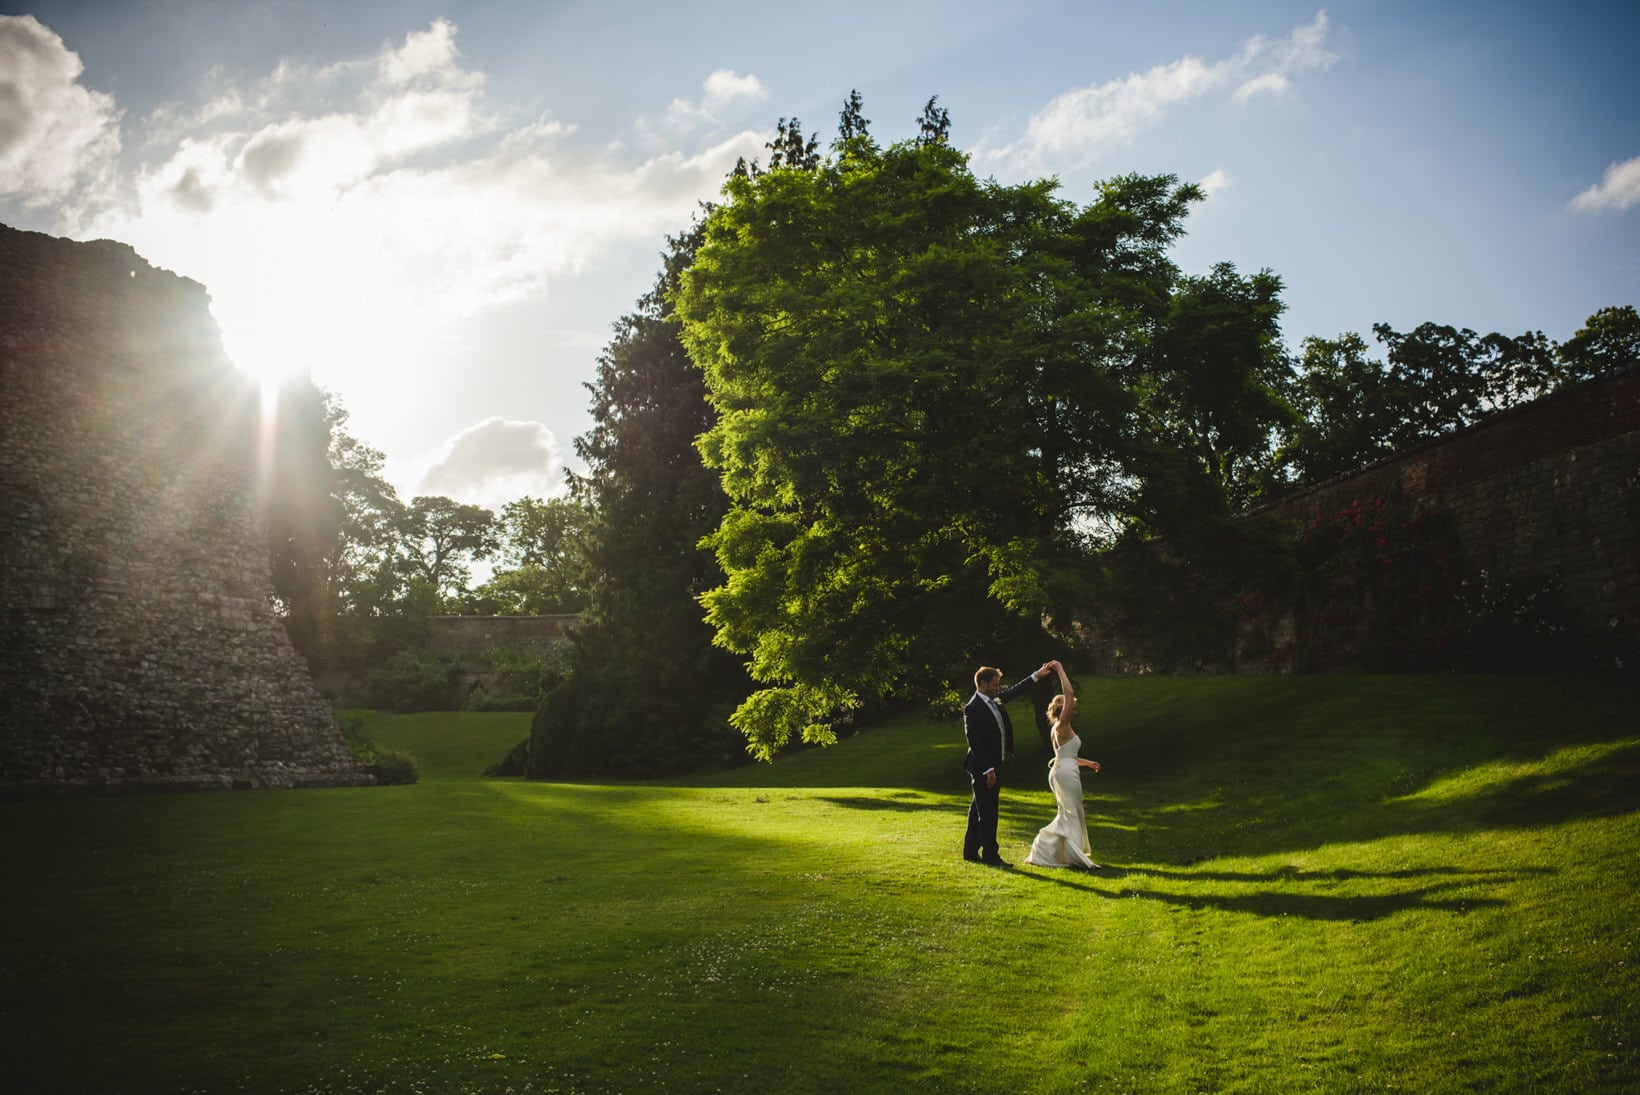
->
980, 853, 1011, 868
963, 852, 984, 863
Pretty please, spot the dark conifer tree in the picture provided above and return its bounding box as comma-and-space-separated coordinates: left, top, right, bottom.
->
838, 88, 871, 140
527, 222, 750, 778
915, 95, 951, 145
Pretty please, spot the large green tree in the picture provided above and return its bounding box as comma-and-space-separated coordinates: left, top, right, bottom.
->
321, 396, 406, 618
263, 377, 343, 664
264, 380, 405, 669
1141, 261, 1296, 509
1281, 331, 1401, 484
1558, 304, 1640, 382
674, 112, 1250, 757
394, 496, 497, 603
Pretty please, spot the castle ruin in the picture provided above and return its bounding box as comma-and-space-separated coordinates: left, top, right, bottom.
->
0, 225, 371, 794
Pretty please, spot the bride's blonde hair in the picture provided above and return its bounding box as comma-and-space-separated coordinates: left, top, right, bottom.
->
1047, 694, 1067, 721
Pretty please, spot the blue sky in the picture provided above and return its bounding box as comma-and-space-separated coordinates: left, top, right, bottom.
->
2, 1, 1635, 506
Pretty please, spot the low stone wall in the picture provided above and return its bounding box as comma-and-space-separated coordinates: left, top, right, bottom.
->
0, 225, 372, 795
425, 614, 579, 660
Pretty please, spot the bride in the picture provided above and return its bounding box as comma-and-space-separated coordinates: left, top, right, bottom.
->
1024, 660, 1101, 869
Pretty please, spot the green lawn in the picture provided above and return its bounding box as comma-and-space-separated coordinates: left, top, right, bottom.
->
2, 675, 1636, 1093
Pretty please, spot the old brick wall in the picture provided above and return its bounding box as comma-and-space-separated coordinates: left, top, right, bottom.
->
1085, 365, 1639, 675
424, 614, 578, 660
1252, 365, 1640, 672
0, 225, 371, 794
423, 614, 577, 696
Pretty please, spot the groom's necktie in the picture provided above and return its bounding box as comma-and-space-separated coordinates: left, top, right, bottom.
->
988, 697, 1006, 760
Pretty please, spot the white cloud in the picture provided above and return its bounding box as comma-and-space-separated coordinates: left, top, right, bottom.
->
377, 17, 475, 89
1234, 73, 1289, 102
396, 417, 567, 510
47, 19, 761, 395
1238, 8, 1336, 81
1198, 168, 1233, 199
0, 14, 122, 211
978, 11, 1337, 175
663, 69, 768, 131
703, 70, 767, 114
1569, 155, 1640, 214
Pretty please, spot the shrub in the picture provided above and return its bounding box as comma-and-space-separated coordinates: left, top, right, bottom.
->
359, 651, 465, 712
464, 643, 571, 712
484, 737, 530, 777
526, 676, 586, 779
365, 749, 420, 786
337, 711, 420, 786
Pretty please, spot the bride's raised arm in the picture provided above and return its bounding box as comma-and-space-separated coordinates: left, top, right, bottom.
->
1050, 660, 1076, 733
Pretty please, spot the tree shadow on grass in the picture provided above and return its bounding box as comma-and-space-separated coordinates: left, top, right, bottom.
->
999, 728, 1640, 868
1098, 863, 1554, 885
1010, 861, 1540, 921
1105, 678, 1638, 851
816, 792, 944, 812
698, 678, 1638, 871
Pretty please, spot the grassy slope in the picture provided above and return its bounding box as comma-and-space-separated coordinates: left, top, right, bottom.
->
1, 675, 1635, 1093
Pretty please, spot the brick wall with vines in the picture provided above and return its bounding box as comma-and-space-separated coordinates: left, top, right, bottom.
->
1088, 365, 1638, 675
1247, 364, 1639, 673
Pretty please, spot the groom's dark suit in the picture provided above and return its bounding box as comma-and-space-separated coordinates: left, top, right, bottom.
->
962, 672, 1040, 862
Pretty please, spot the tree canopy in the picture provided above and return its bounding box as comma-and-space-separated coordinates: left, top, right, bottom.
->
461, 496, 591, 615
673, 113, 1293, 758
1279, 312, 1625, 487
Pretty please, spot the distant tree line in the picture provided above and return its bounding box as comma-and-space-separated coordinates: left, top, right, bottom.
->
263, 89, 1638, 773
262, 386, 593, 709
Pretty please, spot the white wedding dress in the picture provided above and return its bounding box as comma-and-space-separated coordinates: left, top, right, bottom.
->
1024, 733, 1096, 869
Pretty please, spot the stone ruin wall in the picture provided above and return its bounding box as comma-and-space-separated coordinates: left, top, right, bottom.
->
0, 225, 371, 795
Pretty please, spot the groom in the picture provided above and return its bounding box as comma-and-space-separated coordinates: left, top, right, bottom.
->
963, 662, 1052, 866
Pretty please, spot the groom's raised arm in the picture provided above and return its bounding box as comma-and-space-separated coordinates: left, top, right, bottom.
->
996, 662, 1052, 703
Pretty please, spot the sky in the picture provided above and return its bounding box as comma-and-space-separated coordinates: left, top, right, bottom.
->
2, 1, 1636, 509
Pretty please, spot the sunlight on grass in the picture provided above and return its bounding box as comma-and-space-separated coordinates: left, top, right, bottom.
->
1387, 737, 1640, 806
1152, 800, 1225, 813
2, 676, 1636, 1093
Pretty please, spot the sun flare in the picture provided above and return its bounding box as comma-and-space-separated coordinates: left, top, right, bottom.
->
213, 287, 418, 402
214, 298, 314, 391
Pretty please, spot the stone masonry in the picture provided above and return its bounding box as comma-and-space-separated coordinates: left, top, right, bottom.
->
0, 224, 372, 794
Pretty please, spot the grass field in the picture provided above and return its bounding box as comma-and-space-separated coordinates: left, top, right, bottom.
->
2, 675, 1636, 1093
